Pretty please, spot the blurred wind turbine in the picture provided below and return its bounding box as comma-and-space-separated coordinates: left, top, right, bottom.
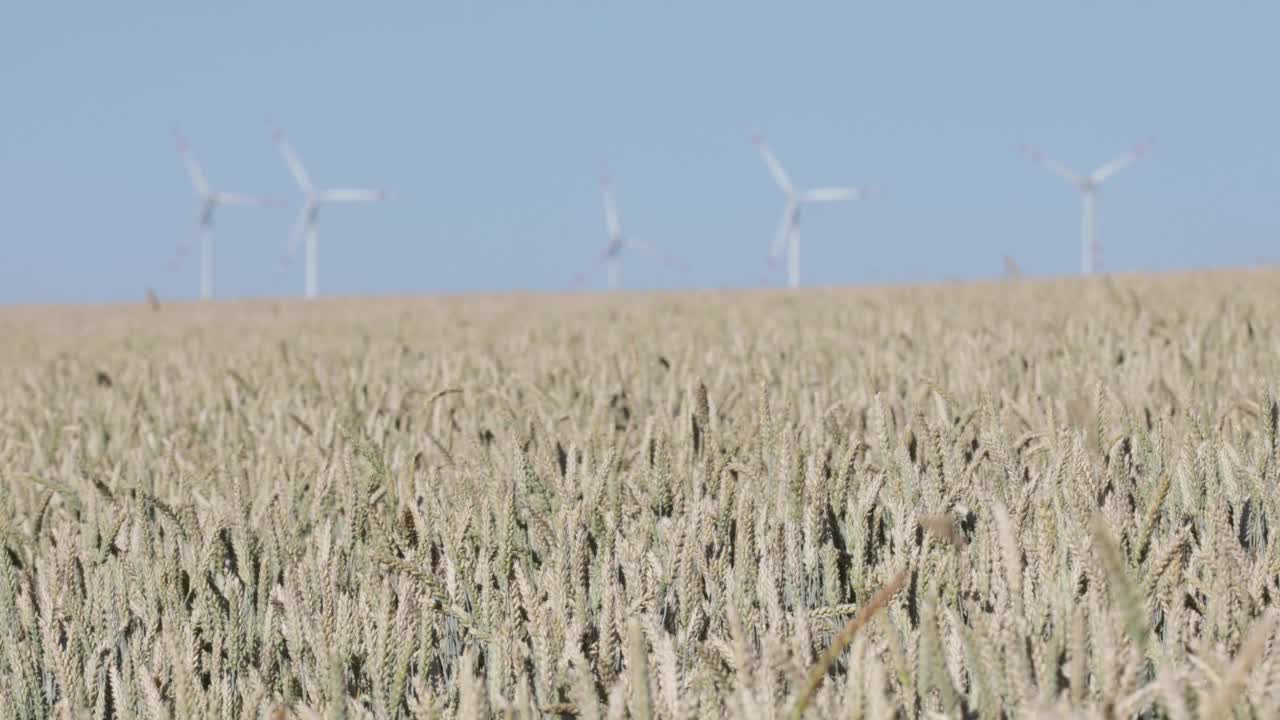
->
1002, 254, 1024, 280
573, 161, 682, 291
752, 133, 871, 288
1019, 141, 1149, 275
273, 128, 392, 299
171, 130, 272, 301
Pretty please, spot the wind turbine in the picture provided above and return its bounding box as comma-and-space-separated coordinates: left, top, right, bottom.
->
1002, 254, 1024, 280
171, 130, 272, 301
273, 128, 391, 299
574, 161, 681, 291
752, 133, 871, 289
1019, 141, 1149, 275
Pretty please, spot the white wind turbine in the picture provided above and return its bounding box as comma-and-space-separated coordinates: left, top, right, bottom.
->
574, 162, 681, 291
753, 133, 871, 288
273, 128, 392, 299
171, 130, 272, 301
1020, 141, 1149, 275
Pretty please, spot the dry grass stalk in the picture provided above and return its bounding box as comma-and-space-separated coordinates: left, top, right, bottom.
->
789, 569, 909, 720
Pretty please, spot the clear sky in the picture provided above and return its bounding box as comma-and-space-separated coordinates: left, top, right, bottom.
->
1, 2, 1277, 304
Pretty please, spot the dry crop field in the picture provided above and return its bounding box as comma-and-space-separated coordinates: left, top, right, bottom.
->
3, 272, 1280, 719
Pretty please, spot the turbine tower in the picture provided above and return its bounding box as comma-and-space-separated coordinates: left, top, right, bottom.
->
1020, 141, 1148, 275
172, 130, 271, 301
574, 161, 680, 291
753, 133, 870, 289
273, 128, 391, 299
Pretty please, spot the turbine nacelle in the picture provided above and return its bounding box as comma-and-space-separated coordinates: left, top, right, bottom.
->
198, 199, 217, 227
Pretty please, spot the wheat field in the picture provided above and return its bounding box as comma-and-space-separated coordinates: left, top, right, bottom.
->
3, 272, 1280, 719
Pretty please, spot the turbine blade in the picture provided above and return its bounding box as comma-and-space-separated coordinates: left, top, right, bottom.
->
321, 189, 390, 203
172, 129, 210, 195
801, 187, 869, 203
213, 192, 275, 207
569, 253, 609, 289
752, 133, 795, 195
286, 207, 311, 257
769, 205, 794, 260
756, 258, 778, 285
273, 128, 315, 192
168, 211, 207, 272
168, 238, 193, 272
274, 222, 297, 273
1018, 144, 1081, 185
1089, 141, 1149, 184
600, 166, 622, 239
274, 252, 296, 277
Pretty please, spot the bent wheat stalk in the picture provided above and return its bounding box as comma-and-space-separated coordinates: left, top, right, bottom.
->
789, 569, 910, 720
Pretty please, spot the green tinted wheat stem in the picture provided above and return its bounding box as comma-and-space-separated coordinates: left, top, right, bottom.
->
1091, 515, 1150, 656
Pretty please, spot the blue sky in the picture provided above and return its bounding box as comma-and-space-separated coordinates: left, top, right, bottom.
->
1, 2, 1277, 304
